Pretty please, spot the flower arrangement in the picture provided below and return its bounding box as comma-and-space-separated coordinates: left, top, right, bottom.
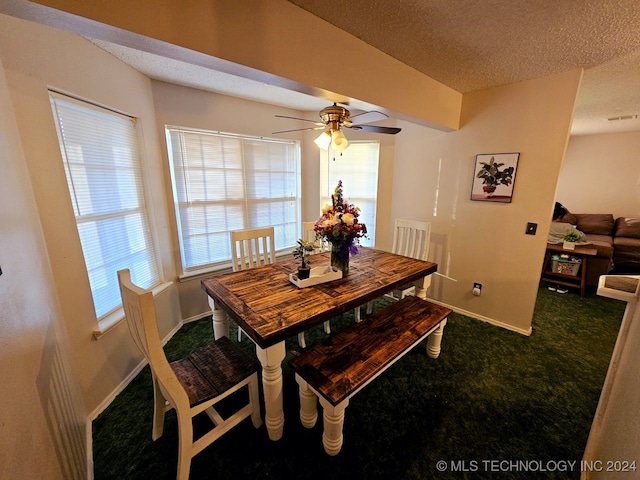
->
314, 180, 367, 273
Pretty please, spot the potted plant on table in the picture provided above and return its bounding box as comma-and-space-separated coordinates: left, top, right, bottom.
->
562, 231, 581, 250
292, 239, 315, 279
476, 156, 515, 197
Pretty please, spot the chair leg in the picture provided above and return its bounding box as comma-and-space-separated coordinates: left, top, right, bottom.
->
151, 374, 166, 441
175, 412, 194, 480
248, 374, 263, 428
297, 332, 307, 349
355, 301, 373, 322
400, 286, 416, 299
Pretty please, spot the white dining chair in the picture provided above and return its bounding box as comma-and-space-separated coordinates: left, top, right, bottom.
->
303, 221, 327, 253
356, 218, 432, 321
118, 269, 262, 480
231, 226, 276, 272
231, 227, 276, 341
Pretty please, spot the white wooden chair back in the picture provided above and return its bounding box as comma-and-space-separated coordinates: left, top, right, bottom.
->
303, 221, 316, 243
391, 218, 431, 261
358, 219, 432, 322
303, 221, 326, 253
231, 227, 276, 271
230, 227, 276, 341
117, 269, 189, 413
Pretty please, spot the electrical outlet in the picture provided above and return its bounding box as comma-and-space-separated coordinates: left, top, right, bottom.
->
473, 282, 482, 291
526, 222, 538, 235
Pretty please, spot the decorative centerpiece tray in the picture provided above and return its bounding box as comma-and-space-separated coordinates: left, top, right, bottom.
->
289, 265, 342, 288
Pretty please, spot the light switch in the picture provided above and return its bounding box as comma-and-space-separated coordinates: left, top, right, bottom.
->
526, 222, 537, 235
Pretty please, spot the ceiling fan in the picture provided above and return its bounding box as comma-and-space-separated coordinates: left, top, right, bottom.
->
273, 103, 401, 151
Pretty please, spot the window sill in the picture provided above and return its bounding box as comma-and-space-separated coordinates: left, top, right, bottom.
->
92, 281, 173, 340
178, 263, 233, 282
178, 249, 295, 282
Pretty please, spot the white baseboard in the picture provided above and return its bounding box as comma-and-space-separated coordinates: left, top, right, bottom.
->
183, 311, 212, 324
425, 297, 533, 336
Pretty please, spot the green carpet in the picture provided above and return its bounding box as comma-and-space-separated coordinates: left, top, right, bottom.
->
93, 287, 625, 479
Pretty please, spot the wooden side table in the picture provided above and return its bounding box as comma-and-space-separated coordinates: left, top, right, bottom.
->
541, 244, 598, 296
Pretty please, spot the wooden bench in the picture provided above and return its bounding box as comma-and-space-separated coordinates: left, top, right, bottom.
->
289, 295, 452, 455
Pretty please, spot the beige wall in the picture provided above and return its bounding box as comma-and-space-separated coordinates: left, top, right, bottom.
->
0, 49, 82, 480
0, 53, 63, 479
390, 70, 583, 333
0, 14, 182, 418
557, 132, 640, 217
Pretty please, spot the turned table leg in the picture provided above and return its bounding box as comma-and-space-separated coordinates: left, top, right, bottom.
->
255, 342, 286, 441
208, 297, 230, 339
414, 274, 432, 301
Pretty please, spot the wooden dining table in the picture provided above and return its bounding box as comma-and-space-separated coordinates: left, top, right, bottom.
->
201, 247, 440, 441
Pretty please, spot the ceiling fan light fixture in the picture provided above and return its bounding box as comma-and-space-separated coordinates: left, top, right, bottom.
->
331, 129, 349, 151
314, 131, 331, 150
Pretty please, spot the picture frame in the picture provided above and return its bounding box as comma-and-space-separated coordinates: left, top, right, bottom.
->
470, 152, 520, 203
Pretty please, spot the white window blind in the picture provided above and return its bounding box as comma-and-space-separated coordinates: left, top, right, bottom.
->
320, 141, 380, 247
166, 127, 300, 272
50, 92, 161, 319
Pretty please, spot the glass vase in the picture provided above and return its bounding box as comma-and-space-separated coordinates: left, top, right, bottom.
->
331, 242, 351, 275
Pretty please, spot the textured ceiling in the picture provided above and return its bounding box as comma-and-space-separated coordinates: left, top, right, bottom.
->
89, 1, 640, 136
287, 0, 640, 135
288, 0, 640, 93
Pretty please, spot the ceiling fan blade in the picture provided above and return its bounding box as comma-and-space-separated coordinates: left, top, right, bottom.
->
348, 110, 388, 124
275, 114, 324, 126
272, 126, 325, 134
349, 124, 401, 134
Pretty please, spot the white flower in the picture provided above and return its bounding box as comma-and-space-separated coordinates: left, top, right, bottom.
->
341, 213, 355, 226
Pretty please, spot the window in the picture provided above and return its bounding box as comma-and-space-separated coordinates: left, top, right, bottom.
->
320, 141, 380, 247
50, 92, 161, 319
165, 127, 301, 273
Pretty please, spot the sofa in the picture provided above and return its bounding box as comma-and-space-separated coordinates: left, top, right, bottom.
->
560, 213, 640, 286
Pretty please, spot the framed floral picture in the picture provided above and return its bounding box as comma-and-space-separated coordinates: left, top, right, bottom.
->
470, 152, 520, 203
